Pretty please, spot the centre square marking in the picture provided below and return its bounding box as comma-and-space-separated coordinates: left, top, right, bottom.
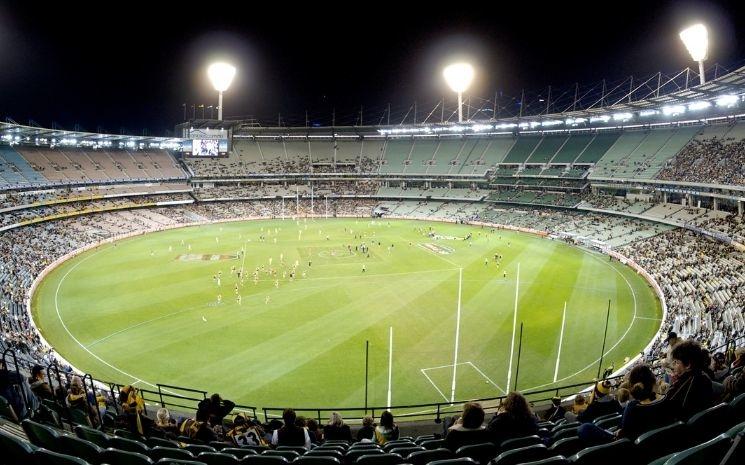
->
420, 361, 505, 402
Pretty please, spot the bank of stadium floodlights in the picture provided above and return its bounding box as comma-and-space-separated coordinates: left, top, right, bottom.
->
443, 63, 475, 123
680, 23, 709, 86
207, 63, 237, 121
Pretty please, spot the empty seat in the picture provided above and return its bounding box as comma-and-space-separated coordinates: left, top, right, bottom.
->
209, 442, 233, 451
306, 450, 344, 461
198, 452, 241, 465
406, 448, 454, 465
721, 431, 743, 465
35, 448, 91, 465
156, 459, 206, 465
262, 450, 300, 461
74, 425, 109, 448
426, 458, 478, 465
110, 436, 149, 454
241, 455, 290, 465
420, 439, 447, 450
114, 429, 145, 442
388, 446, 423, 457
294, 455, 341, 465
59, 435, 103, 465
382, 441, 413, 452
100, 448, 154, 465
149, 447, 196, 461
547, 437, 583, 458
725, 421, 745, 438
687, 403, 737, 441
730, 392, 745, 421
455, 443, 498, 465
568, 438, 631, 465
276, 446, 308, 454
345, 448, 384, 464
186, 444, 217, 455
634, 421, 687, 463
516, 457, 568, 465
593, 415, 622, 430
550, 427, 579, 443
0, 429, 37, 464
148, 437, 180, 449
414, 435, 436, 445
500, 435, 541, 452
492, 444, 549, 465
662, 434, 732, 465
354, 453, 403, 465
221, 448, 258, 459
22, 419, 61, 451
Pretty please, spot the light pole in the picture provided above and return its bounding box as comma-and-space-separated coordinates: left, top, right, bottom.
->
443, 63, 475, 123
679, 24, 708, 86
207, 62, 236, 121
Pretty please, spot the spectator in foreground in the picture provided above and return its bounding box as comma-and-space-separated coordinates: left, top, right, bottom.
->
28, 365, 54, 402
663, 340, 714, 420
445, 402, 491, 451
577, 381, 622, 423
198, 393, 235, 427
374, 410, 399, 445
271, 408, 311, 449
487, 392, 538, 445
542, 396, 565, 422
324, 411, 353, 441
357, 416, 375, 442
153, 408, 179, 437
306, 418, 321, 444
227, 413, 266, 446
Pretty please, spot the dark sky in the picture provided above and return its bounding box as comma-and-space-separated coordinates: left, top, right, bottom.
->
0, 1, 743, 135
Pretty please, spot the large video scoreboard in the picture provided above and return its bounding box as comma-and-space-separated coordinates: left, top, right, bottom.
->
183, 128, 230, 157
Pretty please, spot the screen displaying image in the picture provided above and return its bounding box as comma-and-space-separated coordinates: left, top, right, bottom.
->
193, 139, 220, 156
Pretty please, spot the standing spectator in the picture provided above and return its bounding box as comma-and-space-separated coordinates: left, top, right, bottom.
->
198, 393, 235, 427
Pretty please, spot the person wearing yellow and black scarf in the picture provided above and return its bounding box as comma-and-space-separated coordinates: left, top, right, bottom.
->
118, 385, 151, 436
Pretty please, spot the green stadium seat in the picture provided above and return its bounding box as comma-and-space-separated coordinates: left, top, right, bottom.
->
276, 446, 307, 454
239, 445, 269, 453
240, 456, 289, 465
405, 448, 453, 465
567, 438, 631, 465
420, 439, 446, 450
34, 448, 91, 465
147, 437, 180, 449
550, 427, 579, 443
547, 437, 583, 458
186, 445, 217, 455
0, 428, 38, 463
348, 444, 379, 451
220, 448, 258, 459
492, 444, 549, 465
305, 450, 343, 461
427, 458, 477, 465
294, 456, 341, 465
662, 434, 732, 465
261, 450, 299, 461
516, 457, 568, 465
209, 442, 232, 451
593, 414, 622, 430
720, 431, 743, 465
633, 421, 688, 463
22, 419, 62, 451
354, 453, 402, 465
148, 447, 195, 461
730, 393, 745, 421
549, 422, 578, 434
414, 435, 436, 445
69, 409, 93, 427
382, 441, 412, 452
313, 446, 346, 454
109, 436, 149, 454
345, 448, 384, 465
388, 446, 423, 457
499, 435, 541, 452
0, 394, 19, 422
686, 403, 737, 441
74, 425, 110, 448
455, 443, 498, 465
100, 448, 154, 465
59, 435, 103, 465
114, 429, 145, 442
724, 421, 745, 438
198, 452, 241, 465
156, 459, 206, 465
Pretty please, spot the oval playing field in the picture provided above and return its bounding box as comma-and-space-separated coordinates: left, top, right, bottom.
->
32, 218, 661, 411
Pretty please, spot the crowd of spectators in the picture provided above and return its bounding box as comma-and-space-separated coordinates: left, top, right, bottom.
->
658, 138, 745, 185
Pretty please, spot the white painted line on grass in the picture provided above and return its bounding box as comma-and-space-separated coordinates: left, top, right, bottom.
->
554, 302, 567, 383
466, 362, 505, 394
420, 369, 449, 402
450, 268, 463, 404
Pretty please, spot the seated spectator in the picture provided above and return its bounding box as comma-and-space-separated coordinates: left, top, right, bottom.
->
565, 393, 588, 421
227, 413, 266, 446
373, 410, 399, 445
271, 408, 311, 449
323, 412, 353, 442
198, 393, 235, 427
542, 396, 565, 422
663, 340, 714, 420
67, 376, 98, 427
487, 392, 538, 445
578, 381, 622, 423
180, 414, 217, 443
306, 418, 321, 444
357, 416, 375, 442
153, 408, 179, 437
445, 402, 491, 451
617, 364, 667, 440
28, 365, 54, 402
0, 360, 37, 420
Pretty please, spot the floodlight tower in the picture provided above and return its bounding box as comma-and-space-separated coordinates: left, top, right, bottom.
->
443, 63, 475, 123
679, 24, 708, 85
207, 62, 236, 120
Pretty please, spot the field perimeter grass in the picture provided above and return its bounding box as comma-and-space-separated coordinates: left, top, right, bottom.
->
33, 218, 661, 412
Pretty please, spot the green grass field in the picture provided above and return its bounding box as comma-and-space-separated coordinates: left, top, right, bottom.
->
32, 218, 661, 414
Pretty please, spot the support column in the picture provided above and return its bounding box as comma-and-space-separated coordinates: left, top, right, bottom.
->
713, 198, 719, 211
738, 200, 743, 216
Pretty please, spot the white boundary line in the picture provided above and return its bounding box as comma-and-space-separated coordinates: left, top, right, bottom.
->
466, 362, 506, 394
506, 262, 520, 392
553, 302, 567, 382
450, 268, 463, 403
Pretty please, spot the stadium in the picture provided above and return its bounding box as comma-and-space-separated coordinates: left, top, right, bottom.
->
0, 5, 744, 465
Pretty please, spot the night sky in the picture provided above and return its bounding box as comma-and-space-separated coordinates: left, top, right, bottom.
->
0, 1, 743, 135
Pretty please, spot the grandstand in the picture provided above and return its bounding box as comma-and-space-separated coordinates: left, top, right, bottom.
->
1, 61, 745, 465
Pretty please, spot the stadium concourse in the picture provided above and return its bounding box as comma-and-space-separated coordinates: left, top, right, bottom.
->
1, 114, 745, 464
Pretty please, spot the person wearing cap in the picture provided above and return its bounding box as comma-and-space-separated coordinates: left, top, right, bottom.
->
577, 380, 622, 423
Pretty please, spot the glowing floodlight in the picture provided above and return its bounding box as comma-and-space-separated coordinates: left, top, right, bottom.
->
207, 62, 236, 120
679, 24, 708, 85
443, 63, 475, 123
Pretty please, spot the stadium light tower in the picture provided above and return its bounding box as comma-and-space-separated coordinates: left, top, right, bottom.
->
679, 24, 708, 85
443, 63, 475, 123
207, 62, 236, 120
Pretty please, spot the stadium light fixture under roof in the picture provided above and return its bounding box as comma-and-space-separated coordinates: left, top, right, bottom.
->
443, 63, 475, 123
207, 62, 237, 121
679, 24, 708, 86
